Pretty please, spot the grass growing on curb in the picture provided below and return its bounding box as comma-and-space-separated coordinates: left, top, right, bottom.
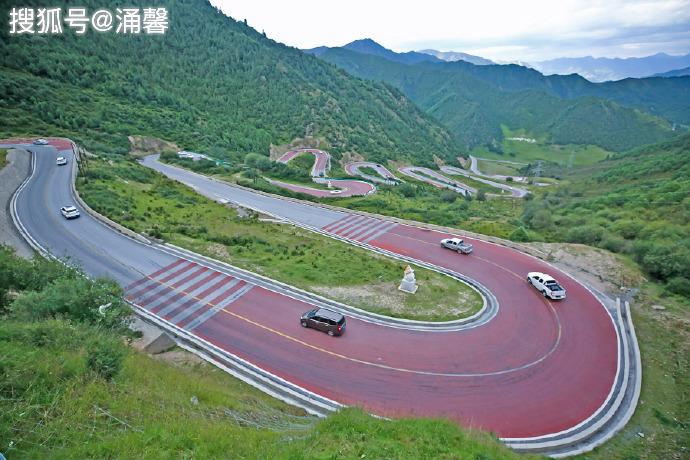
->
77, 158, 483, 321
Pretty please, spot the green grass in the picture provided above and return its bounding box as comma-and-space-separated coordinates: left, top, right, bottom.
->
0, 148, 7, 169
475, 159, 524, 177
0, 321, 525, 459
472, 126, 611, 169
77, 158, 482, 322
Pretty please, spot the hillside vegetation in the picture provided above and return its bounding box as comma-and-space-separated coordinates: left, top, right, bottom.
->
315, 46, 681, 151
522, 133, 690, 297
0, 0, 457, 165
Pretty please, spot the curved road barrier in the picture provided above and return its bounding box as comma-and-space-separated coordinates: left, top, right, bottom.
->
5, 139, 641, 456
469, 155, 529, 182
398, 165, 475, 195
344, 161, 399, 185
273, 148, 376, 197
441, 165, 529, 198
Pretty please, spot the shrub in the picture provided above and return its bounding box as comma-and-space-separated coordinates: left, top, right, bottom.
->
440, 190, 457, 203
398, 183, 417, 198
666, 277, 690, 297
566, 224, 605, 245
86, 336, 127, 380
509, 226, 530, 242
11, 277, 130, 331
601, 234, 627, 253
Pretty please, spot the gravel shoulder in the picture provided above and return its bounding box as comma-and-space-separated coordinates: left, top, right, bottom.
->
0, 148, 33, 257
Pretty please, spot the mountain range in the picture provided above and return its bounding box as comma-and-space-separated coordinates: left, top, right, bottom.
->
417, 49, 494, 65
310, 40, 688, 151
654, 66, 690, 78
0, 0, 458, 166
532, 53, 690, 82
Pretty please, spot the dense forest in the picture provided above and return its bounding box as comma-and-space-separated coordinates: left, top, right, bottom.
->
315, 46, 682, 151
0, 0, 457, 164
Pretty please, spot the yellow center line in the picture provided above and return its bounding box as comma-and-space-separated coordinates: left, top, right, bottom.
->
128, 255, 563, 377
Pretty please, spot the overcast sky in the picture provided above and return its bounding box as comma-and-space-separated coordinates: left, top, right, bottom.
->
210, 0, 690, 62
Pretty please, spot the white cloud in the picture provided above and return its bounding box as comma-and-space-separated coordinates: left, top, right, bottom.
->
210, 0, 690, 61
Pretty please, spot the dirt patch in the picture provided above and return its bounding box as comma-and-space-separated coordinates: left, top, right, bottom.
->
129, 135, 180, 157
206, 242, 231, 260
340, 151, 365, 167
151, 347, 206, 367
526, 242, 646, 297
433, 155, 445, 168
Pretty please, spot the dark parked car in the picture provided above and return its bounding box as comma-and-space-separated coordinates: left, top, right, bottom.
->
300, 308, 346, 336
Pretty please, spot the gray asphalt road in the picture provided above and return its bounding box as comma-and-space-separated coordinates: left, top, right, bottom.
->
142, 155, 344, 229
14, 147, 176, 284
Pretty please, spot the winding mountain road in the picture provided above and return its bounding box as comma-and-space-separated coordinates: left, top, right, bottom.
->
5, 139, 638, 456
273, 149, 375, 197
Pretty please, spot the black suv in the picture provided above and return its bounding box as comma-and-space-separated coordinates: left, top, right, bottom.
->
300, 308, 346, 336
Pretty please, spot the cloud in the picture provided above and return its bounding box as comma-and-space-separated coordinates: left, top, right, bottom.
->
210, 0, 690, 61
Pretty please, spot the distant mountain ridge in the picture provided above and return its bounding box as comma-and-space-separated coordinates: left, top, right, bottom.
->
653, 66, 690, 78
532, 53, 690, 82
417, 49, 494, 65
311, 40, 687, 152
305, 39, 440, 65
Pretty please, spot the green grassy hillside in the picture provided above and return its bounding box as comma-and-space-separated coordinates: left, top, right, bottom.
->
0, 0, 457, 165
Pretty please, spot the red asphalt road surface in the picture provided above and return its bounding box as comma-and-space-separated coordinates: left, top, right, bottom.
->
268, 178, 375, 198
275, 149, 375, 197
277, 148, 329, 176
1, 137, 74, 151
128, 212, 618, 438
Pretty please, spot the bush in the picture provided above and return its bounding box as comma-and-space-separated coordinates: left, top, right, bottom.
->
398, 183, 417, 198
509, 226, 530, 242
11, 277, 130, 331
86, 336, 127, 380
601, 234, 627, 253
666, 277, 690, 297
476, 190, 487, 201
566, 224, 605, 245
440, 190, 457, 203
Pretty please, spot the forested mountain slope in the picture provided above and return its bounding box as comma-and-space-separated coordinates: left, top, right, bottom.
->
316, 45, 684, 151
0, 0, 457, 164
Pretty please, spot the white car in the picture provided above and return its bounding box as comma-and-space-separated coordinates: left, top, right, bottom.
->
56, 156, 68, 166
33, 138, 49, 145
60, 206, 80, 219
440, 237, 473, 254
527, 272, 566, 300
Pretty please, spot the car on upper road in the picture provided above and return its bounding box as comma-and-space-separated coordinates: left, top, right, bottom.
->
440, 237, 473, 254
56, 156, 68, 166
33, 138, 49, 145
60, 206, 80, 219
527, 272, 567, 300
300, 308, 346, 336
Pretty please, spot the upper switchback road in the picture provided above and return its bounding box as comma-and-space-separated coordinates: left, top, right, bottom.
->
273, 149, 375, 197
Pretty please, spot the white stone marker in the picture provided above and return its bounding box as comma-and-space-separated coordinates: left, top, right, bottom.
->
398, 265, 418, 294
